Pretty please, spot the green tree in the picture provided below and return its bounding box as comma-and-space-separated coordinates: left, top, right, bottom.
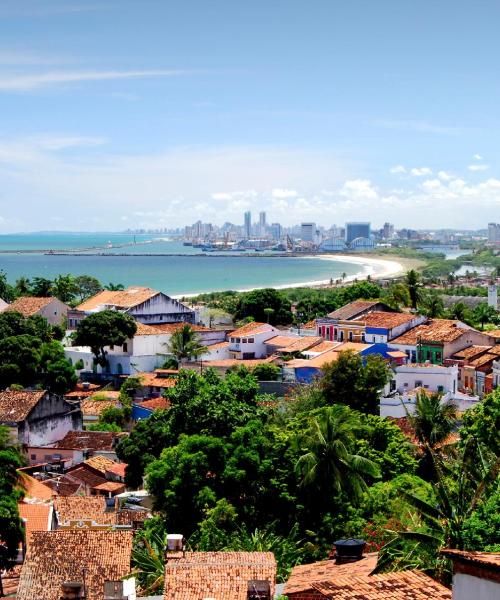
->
295, 405, 380, 505
30, 277, 53, 297
422, 292, 444, 318
0, 335, 41, 387
405, 269, 422, 310
473, 302, 497, 329
234, 288, 293, 325
39, 340, 77, 394
320, 351, 390, 414
0, 427, 25, 588
14, 276, 31, 296
252, 363, 281, 381
165, 324, 207, 365
409, 391, 458, 450
105, 282, 125, 291
460, 388, 500, 457
0, 270, 16, 302
74, 275, 102, 302
383, 283, 411, 310
131, 528, 166, 595
73, 310, 137, 368
52, 274, 78, 304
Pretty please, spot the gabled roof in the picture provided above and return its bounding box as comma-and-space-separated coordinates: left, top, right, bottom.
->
81, 398, 119, 417
392, 319, 476, 345
284, 554, 377, 595
311, 569, 451, 599
140, 397, 171, 411
153, 322, 211, 333
452, 345, 492, 360
76, 286, 159, 311
18, 503, 52, 546
356, 311, 419, 329
54, 496, 116, 525
229, 322, 274, 337
0, 390, 45, 423
134, 322, 168, 336
18, 472, 54, 502
84, 455, 119, 474
442, 549, 500, 570
55, 430, 124, 451
136, 371, 178, 388
327, 300, 389, 321
5, 296, 60, 317
17, 530, 133, 600
163, 551, 276, 600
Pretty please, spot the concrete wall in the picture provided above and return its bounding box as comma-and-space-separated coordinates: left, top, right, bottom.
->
20, 393, 82, 446
228, 327, 279, 358
129, 293, 195, 324
453, 573, 500, 600
39, 298, 70, 326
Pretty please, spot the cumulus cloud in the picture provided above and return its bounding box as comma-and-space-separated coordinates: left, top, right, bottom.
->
271, 188, 298, 198
438, 171, 453, 181
468, 164, 490, 172
389, 165, 406, 174
339, 179, 378, 200
473, 154, 483, 160
410, 167, 432, 176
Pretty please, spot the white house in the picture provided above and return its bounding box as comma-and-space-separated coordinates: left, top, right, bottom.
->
443, 550, 500, 600
228, 322, 280, 359
380, 363, 480, 418
3, 296, 70, 326
69, 286, 195, 329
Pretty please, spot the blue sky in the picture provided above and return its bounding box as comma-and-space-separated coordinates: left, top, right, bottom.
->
0, 0, 498, 232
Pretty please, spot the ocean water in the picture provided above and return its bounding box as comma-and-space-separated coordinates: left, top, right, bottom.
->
0, 233, 364, 296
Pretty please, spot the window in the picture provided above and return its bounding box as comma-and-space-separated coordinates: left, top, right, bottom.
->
123, 343, 128, 352
248, 338, 254, 343
349, 331, 353, 342
361, 333, 366, 342
242, 338, 247, 343
415, 380, 423, 388
437, 385, 444, 392
30, 454, 36, 460
403, 383, 409, 388
110, 345, 114, 350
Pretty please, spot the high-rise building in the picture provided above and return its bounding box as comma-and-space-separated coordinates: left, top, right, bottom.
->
488, 223, 500, 245
259, 211, 266, 236
244, 211, 252, 239
270, 222, 282, 240
488, 285, 498, 310
301, 222, 315, 242
382, 222, 394, 239
346, 222, 371, 244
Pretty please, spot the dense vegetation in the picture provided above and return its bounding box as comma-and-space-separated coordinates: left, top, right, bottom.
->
0, 311, 76, 392
120, 362, 499, 587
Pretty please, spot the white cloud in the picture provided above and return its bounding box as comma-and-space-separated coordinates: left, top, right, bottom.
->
473, 154, 483, 160
438, 171, 453, 181
0, 69, 190, 91
389, 165, 406, 174
375, 119, 466, 135
468, 164, 490, 172
410, 167, 432, 176
271, 188, 298, 198
211, 192, 233, 201
339, 179, 378, 200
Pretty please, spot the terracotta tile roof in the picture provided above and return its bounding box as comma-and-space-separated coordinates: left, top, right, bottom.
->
134, 322, 167, 336
44, 476, 82, 496
485, 328, 500, 339
311, 570, 451, 599
2, 564, 21, 597
137, 371, 178, 388
288, 344, 371, 369
5, 296, 57, 317
54, 496, 116, 525
387, 350, 408, 358
105, 462, 127, 478
55, 430, 124, 451
230, 322, 273, 337
304, 340, 339, 354
468, 353, 499, 368
327, 300, 384, 321
265, 335, 300, 346
17, 529, 133, 600
442, 549, 500, 570
76, 286, 159, 311
140, 397, 171, 411
452, 345, 492, 360
115, 507, 150, 525
392, 319, 475, 345
0, 390, 45, 422
154, 322, 211, 332
284, 554, 378, 595
201, 357, 278, 368
18, 472, 55, 501
65, 465, 108, 488
92, 481, 125, 493
279, 336, 323, 353
81, 398, 119, 417
302, 319, 317, 329
84, 455, 119, 474
356, 311, 419, 329
18, 503, 52, 546
163, 551, 276, 600
205, 341, 230, 350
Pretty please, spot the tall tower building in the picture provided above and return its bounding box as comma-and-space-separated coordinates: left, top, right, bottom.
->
488, 284, 498, 310
301, 222, 315, 242
259, 211, 266, 237
244, 211, 252, 239
345, 222, 371, 244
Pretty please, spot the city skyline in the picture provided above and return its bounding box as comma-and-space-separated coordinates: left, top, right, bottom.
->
0, 1, 499, 232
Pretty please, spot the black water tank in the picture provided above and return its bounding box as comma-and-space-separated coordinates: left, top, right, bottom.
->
333, 538, 366, 563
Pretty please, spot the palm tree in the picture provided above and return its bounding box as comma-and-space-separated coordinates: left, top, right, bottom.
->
375, 442, 500, 582
165, 324, 207, 365
14, 276, 31, 296
295, 405, 380, 503
409, 390, 458, 450
422, 293, 444, 318
449, 301, 468, 322
104, 282, 125, 291
131, 529, 166, 595
473, 302, 495, 330
405, 269, 422, 310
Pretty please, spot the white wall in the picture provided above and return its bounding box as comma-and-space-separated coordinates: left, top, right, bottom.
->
393, 364, 458, 394
39, 298, 69, 326
229, 328, 279, 358
452, 573, 500, 600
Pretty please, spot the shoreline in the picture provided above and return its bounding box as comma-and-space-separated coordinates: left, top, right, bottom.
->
172, 253, 423, 299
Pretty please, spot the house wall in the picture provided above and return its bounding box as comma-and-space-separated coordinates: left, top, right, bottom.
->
452, 573, 500, 600
129, 293, 195, 324
493, 360, 500, 388
19, 394, 82, 447
39, 298, 70, 326
27, 446, 84, 467
392, 364, 458, 394
228, 327, 279, 359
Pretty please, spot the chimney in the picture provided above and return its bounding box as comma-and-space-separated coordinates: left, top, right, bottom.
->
247, 580, 271, 600
331, 538, 366, 564
165, 534, 185, 561
60, 582, 85, 600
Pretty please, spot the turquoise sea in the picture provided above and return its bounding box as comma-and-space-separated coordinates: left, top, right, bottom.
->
0, 233, 364, 296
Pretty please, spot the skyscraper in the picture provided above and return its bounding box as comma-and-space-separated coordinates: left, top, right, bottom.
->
488, 223, 500, 245
259, 211, 266, 236
244, 211, 252, 239
301, 222, 315, 242
345, 222, 371, 244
